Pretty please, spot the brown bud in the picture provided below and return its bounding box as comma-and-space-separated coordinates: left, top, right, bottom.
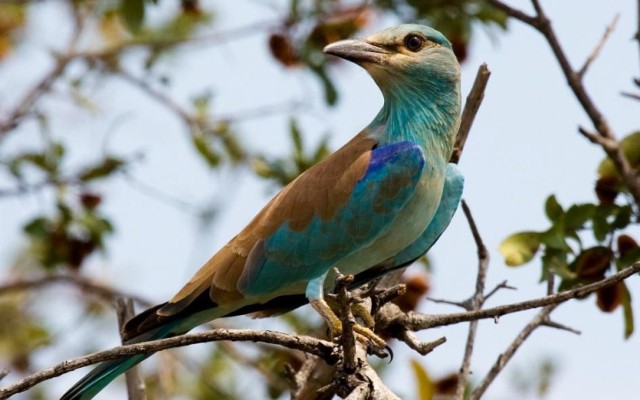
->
596, 282, 623, 312
617, 234, 639, 258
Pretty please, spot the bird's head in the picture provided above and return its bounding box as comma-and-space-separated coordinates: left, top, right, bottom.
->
323, 24, 460, 99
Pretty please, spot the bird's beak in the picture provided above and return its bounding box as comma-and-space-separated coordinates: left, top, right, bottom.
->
323, 39, 390, 64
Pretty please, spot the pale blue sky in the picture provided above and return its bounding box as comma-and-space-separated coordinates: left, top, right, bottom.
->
1, 1, 639, 399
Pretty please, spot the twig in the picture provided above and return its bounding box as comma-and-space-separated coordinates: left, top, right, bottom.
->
455, 201, 490, 399
484, 280, 516, 302
397, 330, 446, 356
487, 0, 640, 207
450, 64, 491, 164
115, 298, 147, 400
0, 275, 151, 307
0, 329, 337, 398
621, 91, 640, 101
0, 54, 71, 138
468, 305, 558, 400
578, 14, 619, 78
393, 262, 640, 331
0, 3, 86, 140
0, 370, 8, 383
542, 319, 581, 335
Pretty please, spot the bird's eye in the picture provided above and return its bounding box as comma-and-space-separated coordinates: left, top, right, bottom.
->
404, 34, 424, 52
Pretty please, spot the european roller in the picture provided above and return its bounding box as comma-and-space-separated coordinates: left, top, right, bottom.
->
61, 24, 463, 399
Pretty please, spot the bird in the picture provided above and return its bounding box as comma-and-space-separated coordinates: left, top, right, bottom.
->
61, 23, 463, 399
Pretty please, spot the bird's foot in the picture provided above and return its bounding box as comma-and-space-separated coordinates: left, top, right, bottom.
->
310, 299, 386, 349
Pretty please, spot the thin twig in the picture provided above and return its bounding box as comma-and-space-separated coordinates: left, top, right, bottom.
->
484, 280, 516, 302
578, 14, 619, 78
468, 305, 558, 400
0, 329, 337, 398
116, 298, 147, 400
484, 0, 539, 26
450, 64, 491, 164
621, 91, 640, 101
394, 262, 640, 331
0, 54, 71, 137
542, 319, 581, 335
0, 275, 151, 307
455, 201, 490, 399
397, 331, 446, 356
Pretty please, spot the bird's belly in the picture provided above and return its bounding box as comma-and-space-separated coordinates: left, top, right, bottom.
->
331, 166, 445, 277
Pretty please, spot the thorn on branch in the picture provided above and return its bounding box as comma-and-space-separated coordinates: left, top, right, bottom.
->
397, 330, 446, 356
621, 91, 640, 101
426, 296, 471, 310
542, 319, 582, 335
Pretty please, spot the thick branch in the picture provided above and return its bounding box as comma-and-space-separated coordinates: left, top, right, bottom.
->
0, 329, 336, 398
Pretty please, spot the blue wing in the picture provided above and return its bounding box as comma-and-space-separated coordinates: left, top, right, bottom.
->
238, 141, 427, 296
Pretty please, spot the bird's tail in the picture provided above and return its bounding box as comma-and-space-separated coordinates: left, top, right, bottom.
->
59, 317, 180, 400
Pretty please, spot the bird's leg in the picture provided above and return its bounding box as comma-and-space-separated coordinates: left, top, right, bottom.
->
350, 302, 375, 328
307, 272, 386, 348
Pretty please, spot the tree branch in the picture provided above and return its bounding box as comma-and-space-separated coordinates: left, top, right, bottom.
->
486, 0, 640, 207
115, 298, 147, 400
578, 14, 619, 79
455, 201, 491, 399
0, 275, 151, 307
0, 329, 337, 398
468, 305, 558, 400
450, 63, 491, 164
392, 262, 640, 331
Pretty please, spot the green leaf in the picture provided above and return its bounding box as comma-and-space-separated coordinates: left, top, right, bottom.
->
592, 206, 611, 242
78, 157, 125, 182
612, 205, 632, 230
499, 231, 541, 267
120, 0, 145, 33
542, 249, 575, 280
545, 195, 563, 222
309, 63, 338, 105
23, 217, 49, 238
410, 359, 434, 400
598, 131, 640, 179
565, 203, 596, 230
290, 118, 303, 154
541, 222, 569, 251
192, 134, 220, 167
621, 282, 634, 339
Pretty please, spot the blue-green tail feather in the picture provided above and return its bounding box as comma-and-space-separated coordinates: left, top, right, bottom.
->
60, 319, 181, 400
